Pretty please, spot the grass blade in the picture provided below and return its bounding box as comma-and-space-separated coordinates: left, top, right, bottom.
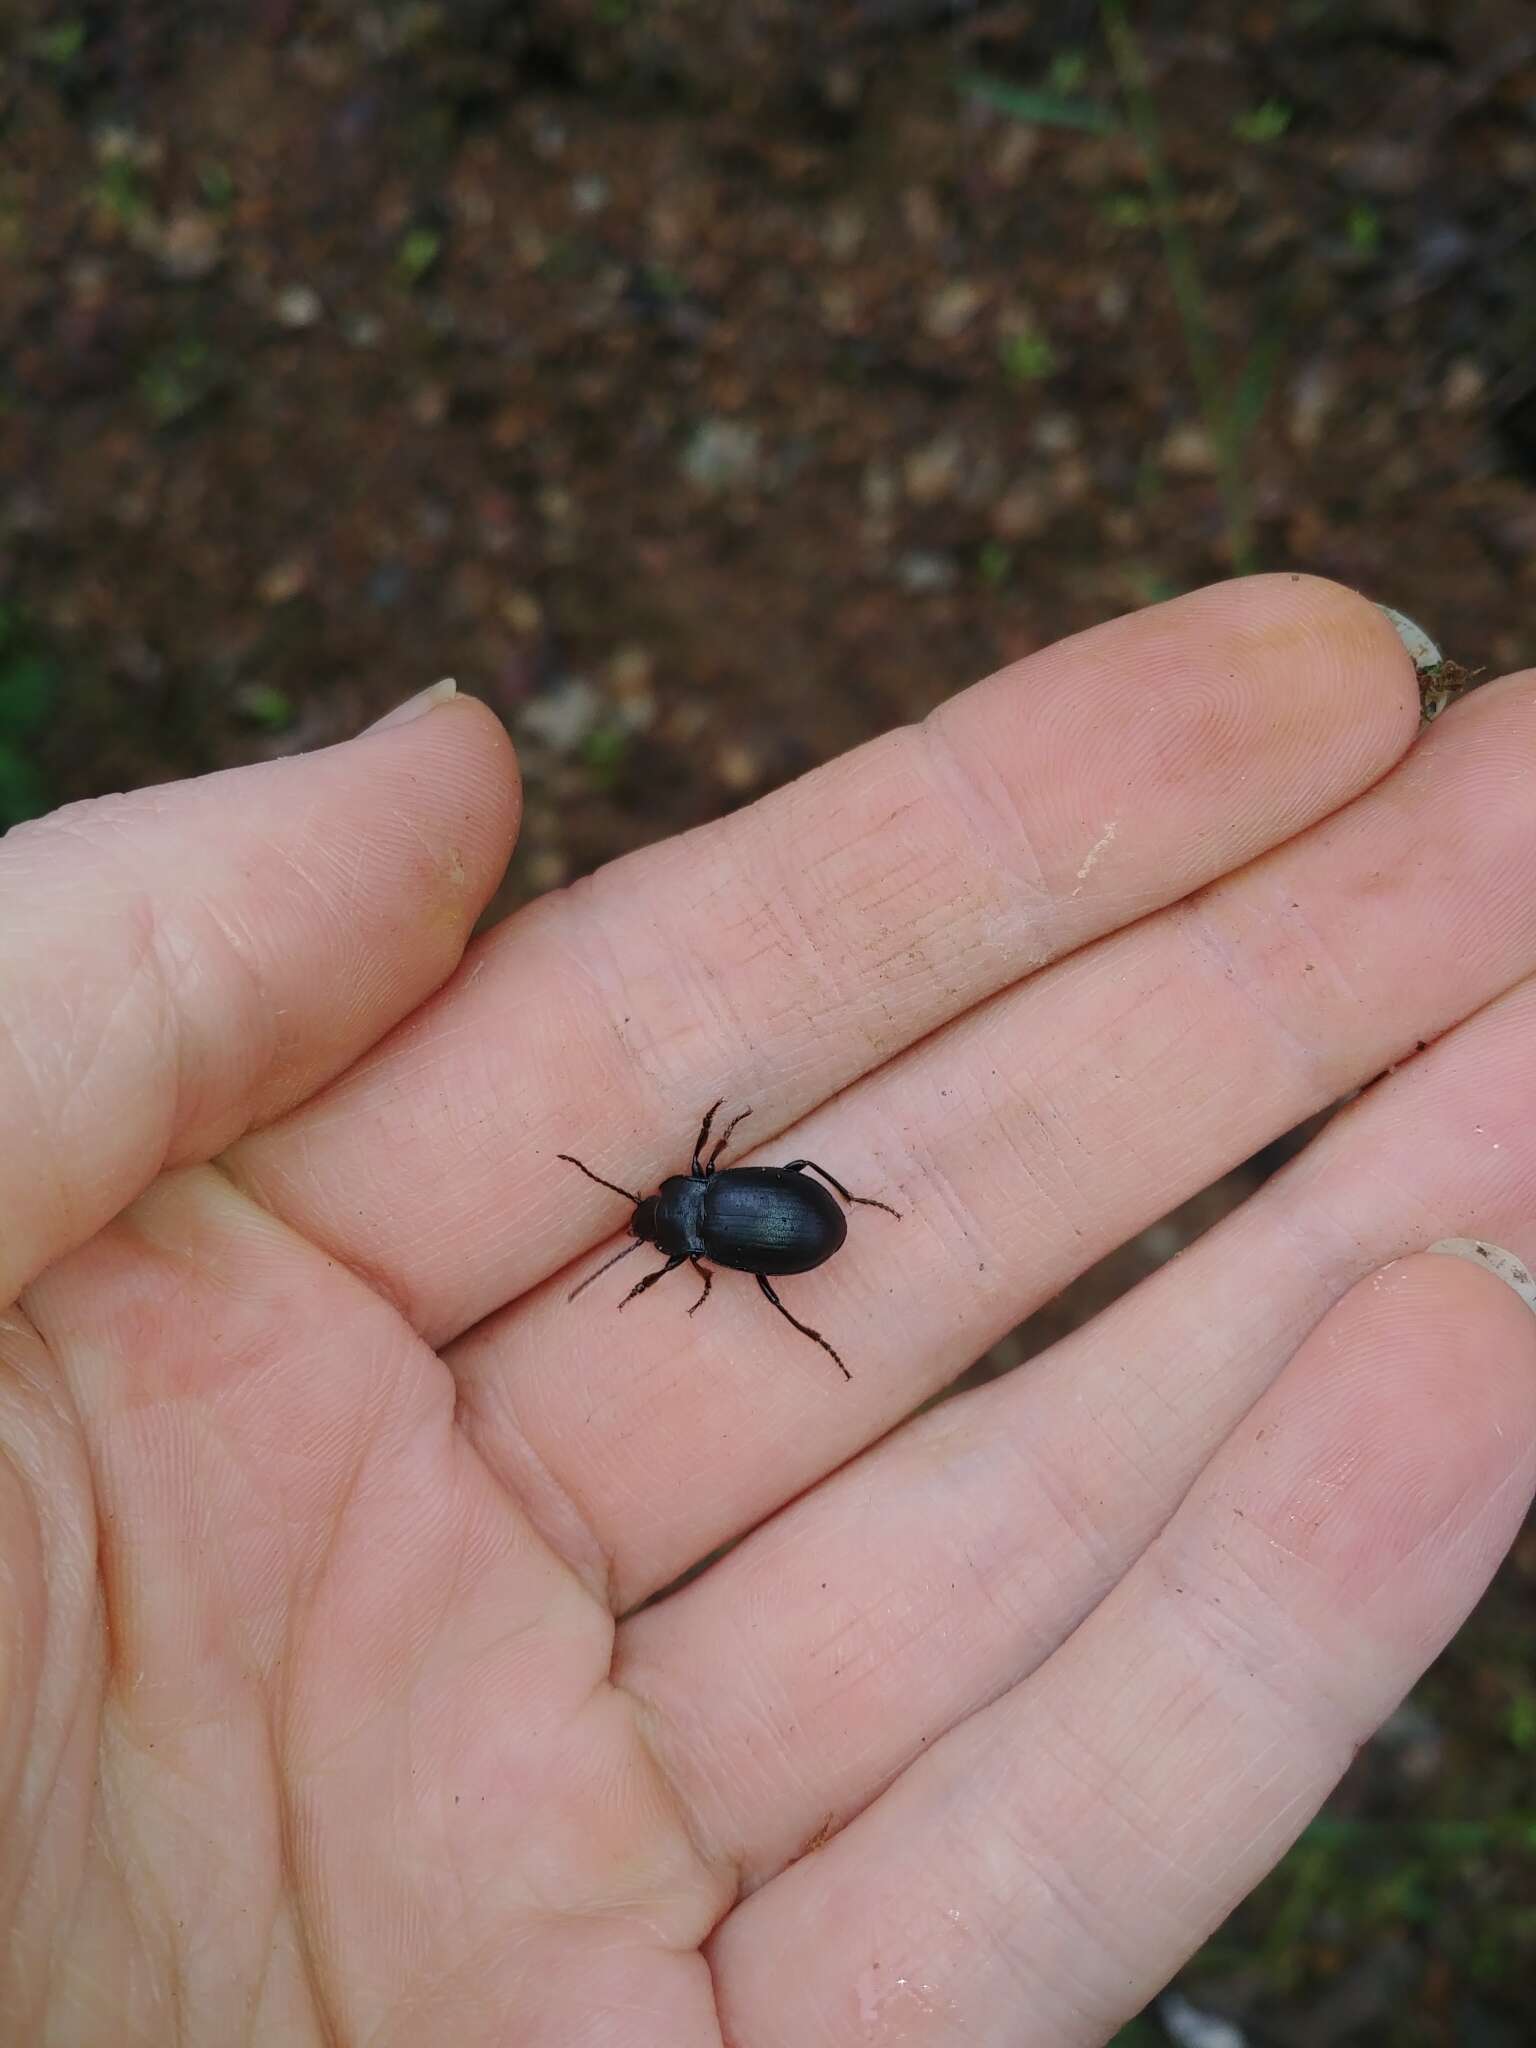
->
958, 70, 1120, 135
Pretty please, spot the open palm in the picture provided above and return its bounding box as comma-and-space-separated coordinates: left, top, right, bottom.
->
5, 576, 1535, 2047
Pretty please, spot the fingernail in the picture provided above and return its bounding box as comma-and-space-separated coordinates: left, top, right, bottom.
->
1428, 1238, 1536, 1315
365, 677, 457, 733
1375, 605, 1443, 673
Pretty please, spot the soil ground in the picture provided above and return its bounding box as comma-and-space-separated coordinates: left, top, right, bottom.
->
4, 4, 1536, 2040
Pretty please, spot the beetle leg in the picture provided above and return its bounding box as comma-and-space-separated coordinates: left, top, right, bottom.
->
704, 1105, 753, 1175
617, 1253, 686, 1308
686, 1259, 713, 1315
782, 1159, 901, 1219
755, 1273, 851, 1381
690, 1100, 725, 1177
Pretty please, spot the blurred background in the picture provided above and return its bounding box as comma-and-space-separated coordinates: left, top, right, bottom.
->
3, 1, 1535, 2041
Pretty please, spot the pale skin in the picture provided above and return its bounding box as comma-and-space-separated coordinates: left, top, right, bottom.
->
3, 574, 1536, 2048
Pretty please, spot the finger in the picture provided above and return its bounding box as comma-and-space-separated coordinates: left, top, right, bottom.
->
452, 668, 1536, 1606
707, 1252, 1536, 2046
228, 575, 1416, 1339
0, 1311, 52, 1825
0, 693, 517, 1307
620, 971, 1536, 1884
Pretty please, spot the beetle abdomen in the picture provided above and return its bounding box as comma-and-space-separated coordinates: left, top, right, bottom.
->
699, 1167, 847, 1274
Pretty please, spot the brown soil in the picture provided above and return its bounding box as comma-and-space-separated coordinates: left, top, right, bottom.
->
4, 4, 1536, 2040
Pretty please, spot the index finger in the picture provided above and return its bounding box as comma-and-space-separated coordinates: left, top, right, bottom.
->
229, 575, 1417, 1341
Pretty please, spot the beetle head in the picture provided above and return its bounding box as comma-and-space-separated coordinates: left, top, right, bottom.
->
630, 1195, 659, 1242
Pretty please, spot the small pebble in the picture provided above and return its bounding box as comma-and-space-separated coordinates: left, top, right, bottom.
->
923, 279, 986, 340
526, 849, 570, 893
716, 742, 761, 792
862, 458, 900, 520
342, 311, 383, 348
1032, 411, 1081, 456
274, 283, 323, 329
570, 173, 610, 216
1157, 1991, 1250, 2048
518, 677, 603, 753
1096, 276, 1131, 324
274, 284, 323, 327
682, 418, 763, 494
500, 589, 543, 635
992, 482, 1050, 539
1160, 421, 1218, 475
903, 434, 964, 505
896, 550, 958, 595
1288, 358, 1341, 450
666, 702, 710, 744
411, 383, 448, 427
153, 209, 223, 281
258, 559, 309, 604
1442, 357, 1486, 412
902, 184, 944, 245
610, 645, 658, 730
821, 201, 866, 261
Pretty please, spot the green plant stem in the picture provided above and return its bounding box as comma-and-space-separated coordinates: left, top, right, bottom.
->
1100, 1, 1258, 574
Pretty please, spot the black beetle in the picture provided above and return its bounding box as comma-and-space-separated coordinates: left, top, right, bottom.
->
558, 1100, 900, 1379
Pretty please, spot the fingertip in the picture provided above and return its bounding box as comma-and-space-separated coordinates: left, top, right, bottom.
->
1188, 570, 1424, 733
430, 691, 524, 874
1360, 1243, 1536, 1359
334, 690, 522, 941
1324, 1243, 1536, 1473
1390, 1244, 1536, 1401
1235, 1245, 1536, 1624
362, 687, 522, 849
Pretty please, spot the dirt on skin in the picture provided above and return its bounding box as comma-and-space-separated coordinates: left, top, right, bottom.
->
4, 4, 1536, 2040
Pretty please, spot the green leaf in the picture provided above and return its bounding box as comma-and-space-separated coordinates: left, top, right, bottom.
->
0, 741, 49, 829
1101, 192, 1152, 228
232, 683, 296, 731
639, 262, 686, 301
958, 70, 1120, 134
397, 226, 442, 284
29, 19, 85, 66
198, 161, 236, 212
1508, 1691, 1536, 1754
139, 336, 219, 427
1233, 99, 1293, 144
94, 157, 151, 226
977, 540, 1013, 588
1227, 317, 1287, 460
1345, 203, 1382, 254
999, 329, 1057, 382
0, 648, 57, 738
1105, 2020, 1161, 2047
581, 724, 630, 790
1047, 50, 1090, 95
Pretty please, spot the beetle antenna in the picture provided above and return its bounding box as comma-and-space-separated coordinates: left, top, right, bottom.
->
568, 1239, 641, 1302
558, 1154, 641, 1205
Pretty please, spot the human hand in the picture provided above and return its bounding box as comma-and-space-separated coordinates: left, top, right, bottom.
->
4, 576, 1534, 2046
